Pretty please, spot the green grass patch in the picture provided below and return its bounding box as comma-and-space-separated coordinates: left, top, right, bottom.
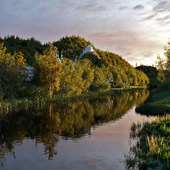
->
151, 91, 170, 102
136, 89, 170, 115
125, 115, 170, 170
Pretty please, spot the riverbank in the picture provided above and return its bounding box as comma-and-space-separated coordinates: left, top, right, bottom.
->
125, 114, 170, 170
0, 86, 148, 114
135, 82, 170, 115
125, 83, 170, 169
136, 91, 170, 115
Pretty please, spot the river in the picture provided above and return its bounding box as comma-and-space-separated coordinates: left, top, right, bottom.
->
0, 90, 157, 170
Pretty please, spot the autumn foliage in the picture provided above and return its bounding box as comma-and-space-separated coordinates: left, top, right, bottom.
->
0, 35, 150, 100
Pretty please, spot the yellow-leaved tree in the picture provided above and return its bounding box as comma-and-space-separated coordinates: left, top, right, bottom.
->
14, 52, 26, 67
36, 43, 61, 99
0, 43, 26, 99
79, 59, 94, 93
71, 60, 85, 95
59, 58, 75, 97
72, 59, 94, 95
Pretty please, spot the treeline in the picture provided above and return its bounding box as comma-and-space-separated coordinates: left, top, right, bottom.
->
136, 65, 160, 88
0, 35, 149, 101
0, 35, 47, 66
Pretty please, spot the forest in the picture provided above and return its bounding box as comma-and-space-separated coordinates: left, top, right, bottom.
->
0, 35, 150, 101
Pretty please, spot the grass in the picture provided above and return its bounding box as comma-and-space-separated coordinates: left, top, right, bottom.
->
136, 91, 170, 115
125, 114, 170, 170
0, 86, 148, 114
0, 90, 116, 114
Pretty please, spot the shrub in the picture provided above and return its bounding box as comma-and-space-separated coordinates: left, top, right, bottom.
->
16, 83, 48, 100
155, 82, 170, 92
89, 81, 110, 92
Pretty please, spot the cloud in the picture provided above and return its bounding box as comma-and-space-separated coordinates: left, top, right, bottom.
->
76, 4, 107, 13
153, 1, 169, 12
142, 14, 157, 21
133, 5, 144, 10
156, 15, 170, 21
119, 6, 128, 11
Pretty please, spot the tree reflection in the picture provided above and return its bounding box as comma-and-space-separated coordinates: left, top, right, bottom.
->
0, 89, 149, 166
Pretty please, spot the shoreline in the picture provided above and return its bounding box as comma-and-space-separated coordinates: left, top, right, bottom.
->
0, 86, 148, 114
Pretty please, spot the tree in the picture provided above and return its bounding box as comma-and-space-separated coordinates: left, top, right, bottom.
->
79, 59, 94, 93
36, 43, 61, 99
156, 55, 165, 71
93, 66, 105, 82
164, 41, 170, 81
71, 60, 85, 95
59, 58, 75, 97
0, 43, 26, 99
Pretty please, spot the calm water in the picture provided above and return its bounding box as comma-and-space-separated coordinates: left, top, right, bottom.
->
0, 90, 157, 170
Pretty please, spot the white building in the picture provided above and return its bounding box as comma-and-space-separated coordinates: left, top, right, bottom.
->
78, 43, 100, 60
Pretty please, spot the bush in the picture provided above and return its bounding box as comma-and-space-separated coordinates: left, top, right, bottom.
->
89, 81, 111, 92
151, 91, 170, 102
149, 78, 160, 88
156, 82, 170, 92
16, 83, 48, 100
115, 83, 126, 88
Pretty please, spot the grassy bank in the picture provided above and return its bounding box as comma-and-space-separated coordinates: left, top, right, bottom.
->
136, 82, 170, 115
125, 115, 170, 170
0, 86, 148, 114
0, 90, 116, 114
136, 92, 170, 115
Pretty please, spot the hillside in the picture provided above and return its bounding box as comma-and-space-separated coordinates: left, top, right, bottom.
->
53, 35, 149, 87
0, 35, 149, 87
53, 35, 132, 69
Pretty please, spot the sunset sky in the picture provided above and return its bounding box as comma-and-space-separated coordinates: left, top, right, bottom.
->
1, 0, 170, 66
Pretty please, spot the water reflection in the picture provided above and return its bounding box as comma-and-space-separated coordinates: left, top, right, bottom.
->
0, 90, 149, 166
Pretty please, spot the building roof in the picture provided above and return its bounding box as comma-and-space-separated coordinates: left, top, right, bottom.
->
78, 43, 99, 60
24, 66, 35, 71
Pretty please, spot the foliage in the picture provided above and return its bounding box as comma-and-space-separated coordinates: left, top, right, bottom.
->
81, 52, 101, 66
154, 82, 170, 93
35, 43, 61, 98
53, 35, 91, 59
136, 65, 158, 79
1, 35, 47, 66
89, 81, 111, 92
0, 43, 26, 99
155, 40, 170, 83
136, 65, 158, 87
0, 92, 4, 101
125, 115, 170, 169
78, 59, 94, 93
16, 83, 48, 100
54, 35, 149, 87
58, 58, 75, 97
136, 84, 170, 115
0, 35, 151, 103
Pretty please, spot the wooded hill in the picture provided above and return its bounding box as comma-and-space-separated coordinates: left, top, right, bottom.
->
0, 35, 149, 89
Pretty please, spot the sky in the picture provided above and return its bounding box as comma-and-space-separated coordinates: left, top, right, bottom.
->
1, 0, 170, 66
